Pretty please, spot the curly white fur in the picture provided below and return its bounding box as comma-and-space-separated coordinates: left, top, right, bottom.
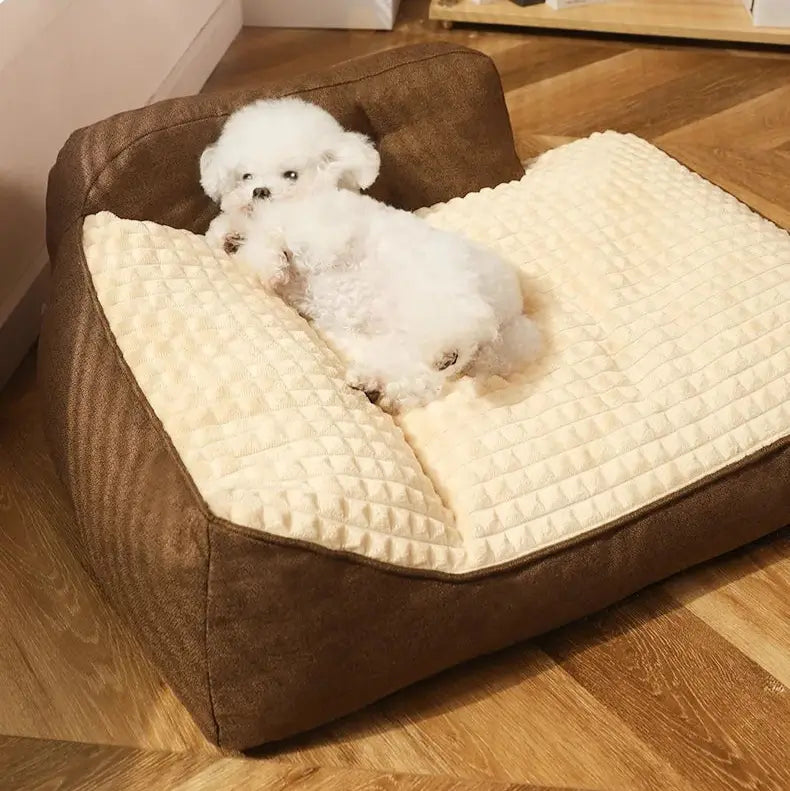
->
200, 98, 541, 412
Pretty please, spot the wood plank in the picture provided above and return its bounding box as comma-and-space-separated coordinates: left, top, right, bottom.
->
664, 530, 790, 689
573, 54, 790, 138
176, 762, 575, 791
655, 142, 790, 228
203, 29, 395, 93
269, 646, 693, 791
429, 0, 790, 46
0, 736, 217, 791
491, 37, 629, 94
505, 48, 708, 140
0, 736, 582, 791
538, 590, 790, 791
505, 46, 790, 140
656, 82, 790, 150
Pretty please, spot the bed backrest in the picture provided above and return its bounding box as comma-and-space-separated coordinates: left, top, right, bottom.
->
45, 43, 522, 264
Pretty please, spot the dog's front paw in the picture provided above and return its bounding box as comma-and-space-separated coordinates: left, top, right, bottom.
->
240, 247, 292, 291
223, 233, 245, 255
206, 211, 247, 254
206, 225, 232, 251
350, 373, 443, 414
263, 249, 293, 291
381, 378, 441, 413
347, 372, 383, 406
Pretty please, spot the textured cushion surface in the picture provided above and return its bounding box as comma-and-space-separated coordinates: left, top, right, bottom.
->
83, 132, 789, 575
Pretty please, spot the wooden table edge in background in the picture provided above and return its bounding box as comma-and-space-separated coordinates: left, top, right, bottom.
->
429, 0, 790, 46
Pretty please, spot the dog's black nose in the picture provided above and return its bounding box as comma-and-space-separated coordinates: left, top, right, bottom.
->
252, 187, 271, 199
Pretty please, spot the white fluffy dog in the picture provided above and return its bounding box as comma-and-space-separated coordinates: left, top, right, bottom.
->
200, 98, 541, 412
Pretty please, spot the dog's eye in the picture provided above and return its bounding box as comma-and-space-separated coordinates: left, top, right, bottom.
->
283, 170, 298, 181
242, 173, 253, 181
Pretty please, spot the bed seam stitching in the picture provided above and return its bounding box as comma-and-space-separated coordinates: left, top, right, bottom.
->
204, 518, 221, 744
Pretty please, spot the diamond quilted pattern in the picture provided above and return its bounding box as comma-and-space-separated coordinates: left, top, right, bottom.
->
83, 132, 789, 574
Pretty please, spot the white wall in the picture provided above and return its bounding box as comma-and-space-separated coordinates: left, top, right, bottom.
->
0, 0, 242, 387
749, 0, 790, 26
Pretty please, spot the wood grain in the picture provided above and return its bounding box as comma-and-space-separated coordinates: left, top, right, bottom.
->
0, 736, 582, 791
538, 589, 790, 791
268, 646, 694, 790
429, 0, 790, 46
2, 2, 789, 788
664, 532, 790, 689
655, 82, 790, 151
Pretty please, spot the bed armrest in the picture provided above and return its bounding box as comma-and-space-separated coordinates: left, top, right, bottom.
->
46, 43, 522, 265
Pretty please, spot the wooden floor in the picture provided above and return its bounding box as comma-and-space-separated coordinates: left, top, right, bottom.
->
2, 1, 789, 788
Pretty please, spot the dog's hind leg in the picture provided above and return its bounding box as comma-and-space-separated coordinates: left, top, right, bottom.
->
329, 332, 444, 412
472, 314, 542, 378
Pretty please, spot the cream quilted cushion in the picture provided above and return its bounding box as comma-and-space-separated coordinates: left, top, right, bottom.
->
83, 132, 790, 575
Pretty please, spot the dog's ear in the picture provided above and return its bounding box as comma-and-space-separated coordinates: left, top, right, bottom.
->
324, 131, 380, 191
199, 143, 226, 203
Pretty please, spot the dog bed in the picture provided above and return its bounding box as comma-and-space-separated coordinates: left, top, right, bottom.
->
40, 44, 789, 750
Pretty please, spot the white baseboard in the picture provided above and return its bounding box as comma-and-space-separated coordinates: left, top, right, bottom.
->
152, 0, 242, 102
0, 0, 241, 390
243, 0, 401, 30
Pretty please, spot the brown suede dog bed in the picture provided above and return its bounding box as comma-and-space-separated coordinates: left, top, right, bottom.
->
40, 43, 790, 750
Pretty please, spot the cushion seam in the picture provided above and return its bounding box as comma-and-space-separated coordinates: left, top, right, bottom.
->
209, 436, 790, 582
80, 48, 490, 214
204, 519, 220, 744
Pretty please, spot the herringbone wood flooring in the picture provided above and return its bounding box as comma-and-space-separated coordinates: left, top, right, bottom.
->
1, 2, 789, 788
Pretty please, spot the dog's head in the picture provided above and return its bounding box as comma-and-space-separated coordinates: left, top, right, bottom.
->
199, 98, 380, 211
